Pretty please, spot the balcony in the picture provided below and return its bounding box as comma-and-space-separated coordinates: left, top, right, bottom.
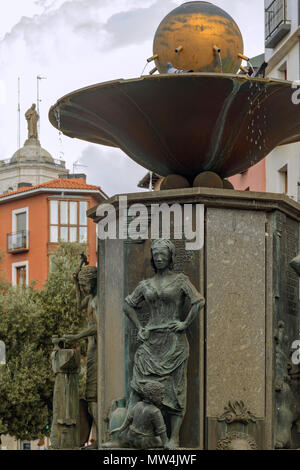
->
265, 0, 291, 49
7, 230, 29, 253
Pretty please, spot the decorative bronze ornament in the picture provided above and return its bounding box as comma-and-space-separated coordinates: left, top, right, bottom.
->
152, 2, 244, 74
217, 400, 257, 424
217, 432, 258, 450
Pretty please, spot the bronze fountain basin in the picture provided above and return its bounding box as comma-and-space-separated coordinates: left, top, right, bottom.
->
49, 73, 300, 183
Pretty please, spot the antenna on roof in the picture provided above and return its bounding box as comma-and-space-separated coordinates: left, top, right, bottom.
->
17, 77, 21, 149
37, 75, 47, 138
17, 77, 21, 188
73, 160, 88, 174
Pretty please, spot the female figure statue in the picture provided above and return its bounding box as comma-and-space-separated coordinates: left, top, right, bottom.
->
63, 255, 98, 449
124, 239, 205, 449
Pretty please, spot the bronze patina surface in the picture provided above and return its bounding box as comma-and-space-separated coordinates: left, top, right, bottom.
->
153, 1, 244, 74
101, 239, 205, 450
49, 73, 300, 182
63, 255, 99, 449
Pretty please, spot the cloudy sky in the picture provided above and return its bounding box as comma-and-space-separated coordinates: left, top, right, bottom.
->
0, 0, 264, 196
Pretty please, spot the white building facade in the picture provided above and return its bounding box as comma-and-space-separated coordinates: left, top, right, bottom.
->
0, 136, 69, 194
265, 0, 300, 200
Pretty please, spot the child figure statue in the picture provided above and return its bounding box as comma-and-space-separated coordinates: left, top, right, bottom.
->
109, 381, 170, 450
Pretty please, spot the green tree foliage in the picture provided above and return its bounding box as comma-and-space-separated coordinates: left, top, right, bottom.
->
41, 243, 87, 338
0, 243, 88, 440
0, 286, 48, 440
0, 250, 9, 291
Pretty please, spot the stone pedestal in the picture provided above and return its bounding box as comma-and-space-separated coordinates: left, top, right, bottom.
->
88, 187, 300, 450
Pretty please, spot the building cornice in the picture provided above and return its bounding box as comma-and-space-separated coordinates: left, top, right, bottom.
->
0, 162, 67, 171
0, 187, 107, 204
88, 187, 300, 223
266, 26, 300, 75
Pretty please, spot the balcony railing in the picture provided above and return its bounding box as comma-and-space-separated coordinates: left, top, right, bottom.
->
7, 230, 29, 253
265, 0, 291, 48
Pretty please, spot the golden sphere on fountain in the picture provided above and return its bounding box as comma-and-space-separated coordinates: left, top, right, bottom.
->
153, 1, 244, 74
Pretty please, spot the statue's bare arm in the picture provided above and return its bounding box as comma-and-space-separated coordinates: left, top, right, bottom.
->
73, 273, 85, 309
64, 323, 96, 344
170, 299, 205, 332
123, 301, 150, 341
123, 301, 142, 331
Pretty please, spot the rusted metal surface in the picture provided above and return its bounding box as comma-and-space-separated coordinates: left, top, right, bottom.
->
49, 73, 300, 182
153, 1, 243, 74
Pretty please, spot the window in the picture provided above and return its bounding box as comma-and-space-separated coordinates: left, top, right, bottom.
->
49, 200, 88, 243
279, 164, 288, 194
16, 212, 26, 232
12, 207, 28, 233
278, 61, 287, 80
12, 261, 28, 287
16, 266, 26, 287
8, 207, 29, 252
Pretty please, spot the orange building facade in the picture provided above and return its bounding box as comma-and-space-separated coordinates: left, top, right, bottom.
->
229, 159, 266, 192
0, 178, 107, 289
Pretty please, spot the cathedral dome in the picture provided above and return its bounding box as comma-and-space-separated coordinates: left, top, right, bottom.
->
10, 137, 55, 165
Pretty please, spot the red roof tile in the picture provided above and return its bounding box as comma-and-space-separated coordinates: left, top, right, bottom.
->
0, 178, 102, 199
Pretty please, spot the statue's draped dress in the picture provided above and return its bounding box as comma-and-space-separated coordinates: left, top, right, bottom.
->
125, 273, 204, 415
86, 296, 97, 402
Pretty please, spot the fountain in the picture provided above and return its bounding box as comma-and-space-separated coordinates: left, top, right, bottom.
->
49, 2, 300, 189
49, 2, 300, 450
